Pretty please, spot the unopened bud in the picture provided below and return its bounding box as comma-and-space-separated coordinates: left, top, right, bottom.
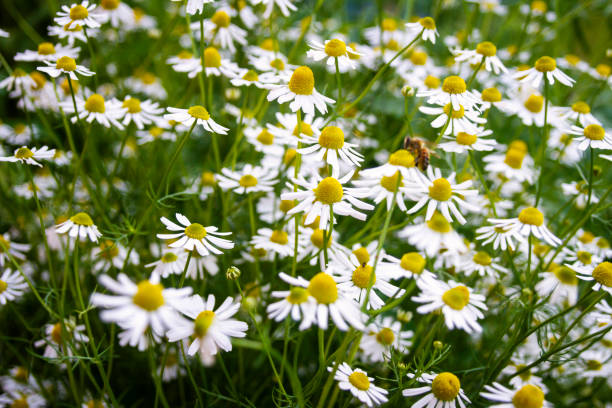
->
226, 265, 241, 280
593, 165, 602, 178
397, 309, 412, 323
402, 85, 414, 97
521, 288, 533, 299
433, 340, 444, 350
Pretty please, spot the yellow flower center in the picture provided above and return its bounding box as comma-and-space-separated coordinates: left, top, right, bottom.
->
442, 286, 470, 310
531, 0, 547, 12
188, 105, 211, 120
314, 177, 343, 205
284, 148, 297, 166
576, 251, 592, 265
473, 251, 492, 266
38, 42, 56, 55
0, 236, 8, 252
380, 171, 403, 192
148, 127, 164, 139
580, 232, 595, 244
348, 372, 370, 390
409, 51, 427, 66
583, 124, 605, 141
239, 174, 258, 188
456, 132, 477, 146
184, 223, 207, 239
424, 75, 440, 89
524, 94, 543, 113
132, 280, 165, 311
481, 87, 501, 102
12, 68, 27, 77
70, 212, 94, 226
30, 72, 46, 90
15, 367, 29, 382
476, 41, 497, 57
194, 310, 215, 337
10, 396, 29, 408
352, 247, 370, 265
86, 399, 105, 408
122, 98, 141, 113
535, 56, 556, 72
564, 54, 580, 66
443, 103, 465, 118
381, 18, 397, 31
260, 38, 275, 50
211, 10, 231, 28
324, 39, 347, 57
308, 272, 338, 304
279, 200, 295, 213
101, 0, 120, 10
70, 4, 89, 20
178, 50, 193, 59
597, 237, 610, 249
553, 266, 577, 285
270, 230, 289, 245
592, 262, 612, 288
571, 101, 590, 114
15, 147, 34, 159
419, 16, 436, 29
318, 126, 344, 149
293, 122, 314, 137
242, 70, 259, 82
51, 322, 63, 344
388, 149, 415, 168
595, 63, 611, 77
256, 129, 274, 145
98, 240, 119, 260
586, 359, 602, 371
400, 252, 426, 274
56, 56, 77, 71
376, 327, 395, 346
442, 76, 466, 94
85, 94, 106, 113
431, 372, 460, 401
352, 264, 375, 289
429, 178, 452, 201
310, 229, 330, 249
64, 22, 83, 32
504, 148, 526, 169
204, 47, 221, 68
386, 40, 399, 52
0, 280, 8, 293
288, 66, 315, 95
286, 287, 309, 304
270, 58, 285, 70
201, 171, 216, 186
427, 212, 451, 233
512, 384, 544, 408
518, 207, 544, 226
161, 252, 178, 263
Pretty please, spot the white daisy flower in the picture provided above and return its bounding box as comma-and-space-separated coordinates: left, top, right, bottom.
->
14, 42, 80, 62
552, 101, 601, 127
282, 170, 374, 230
37, 56, 95, 80
92, 239, 139, 272
216, 164, 278, 194
229, 68, 269, 89
402, 371, 470, 408
158, 347, 186, 382
364, 18, 407, 47
170, 0, 214, 15
145, 250, 188, 279
118, 96, 165, 130
0, 269, 28, 305
480, 383, 551, 408
419, 103, 486, 136
267, 66, 335, 116
60, 93, 125, 129
55, 212, 102, 243
578, 349, 612, 380
266, 112, 326, 146
244, 126, 285, 156
438, 128, 497, 153
0, 234, 30, 267
406, 16, 439, 43
307, 38, 361, 71
418, 75, 480, 111
0, 390, 46, 408
403, 167, 479, 224
250, 228, 296, 258
351, 168, 412, 212
54, 1, 102, 29
279, 272, 366, 331
195, 10, 246, 53
0, 69, 36, 93
48, 23, 89, 46
0, 146, 55, 167
567, 123, 612, 151
486, 207, 561, 248
297, 125, 363, 177
33, 317, 89, 359
475, 223, 523, 251
568, 261, 612, 295
382, 251, 437, 281
157, 213, 234, 257
535, 264, 578, 305
459, 249, 508, 278
266, 272, 317, 331
186, 251, 219, 279
360, 316, 412, 362
166, 294, 248, 363
251, 0, 297, 18
297, 227, 346, 269
330, 363, 388, 407
397, 212, 466, 257
90, 272, 192, 349
452, 41, 508, 74
483, 142, 535, 184
359, 148, 419, 179
136, 125, 176, 145
513, 56, 575, 87
164, 106, 229, 135
169, 47, 239, 79
95, 0, 134, 28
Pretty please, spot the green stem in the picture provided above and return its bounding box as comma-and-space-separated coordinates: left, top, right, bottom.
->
159, 122, 197, 195
466, 58, 485, 88
535, 78, 549, 206
179, 341, 203, 408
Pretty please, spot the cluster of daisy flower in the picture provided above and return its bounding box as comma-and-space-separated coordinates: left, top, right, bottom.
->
0, 0, 611, 407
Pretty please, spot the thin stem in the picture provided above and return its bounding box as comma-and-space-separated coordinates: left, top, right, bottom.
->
179, 341, 204, 408
466, 58, 485, 88
159, 122, 197, 195
535, 80, 549, 206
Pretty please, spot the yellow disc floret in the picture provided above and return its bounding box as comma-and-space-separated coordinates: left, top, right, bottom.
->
56, 56, 77, 71
476, 41, 497, 57
456, 132, 477, 146
85, 94, 106, 113
0, 279, 8, 293
419, 17, 436, 30
286, 287, 309, 304
122, 98, 141, 113
535, 56, 556, 72
424, 75, 440, 89
524, 94, 543, 113
443, 103, 465, 118
314, 177, 343, 204
204, 47, 221, 68
553, 266, 577, 285
431, 372, 461, 401
308, 272, 338, 304
288, 66, 315, 95
38, 42, 56, 55
380, 171, 403, 192
269, 230, 289, 245
376, 327, 395, 346
184, 223, 207, 239
571, 101, 590, 114
352, 247, 370, 265
442, 76, 466, 94
188, 105, 211, 120
481, 87, 501, 102
239, 174, 258, 188
194, 310, 215, 337
473, 251, 492, 266
388, 149, 415, 168
512, 384, 544, 408
583, 124, 604, 141
15, 147, 34, 160
592, 262, 612, 288
256, 129, 274, 145
319, 126, 345, 150
429, 178, 452, 201
101, 0, 120, 10
427, 212, 451, 233
442, 286, 470, 310
348, 371, 370, 390
70, 4, 89, 20
70, 212, 94, 226
211, 10, 231, 28
400, 252, 426, 274
324, 39, 347, 57
132, 280, 165, 311
352, 265, 375, 289
518, 207, 544, 226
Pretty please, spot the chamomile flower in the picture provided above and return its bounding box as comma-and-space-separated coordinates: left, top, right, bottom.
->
0, 69, 36, 94
403, 167, 479, 224
418, 75, 480, 111
266, 273, 317, 330
0, 234, 30, 267
197, 10, 246, 53
281, 170, 374, 230
0, 390, 46, 408
171, 0, 214, 15
513, 56, 575, 87
250, 228, 295, 258
364, 18, 406, 47
136, 126, 176, 145
55, 212, 102, 242
145, 250, 188, 278
330, 363, 388, 407
483, 142, 535, 183
577, 349, 612, 381
166, 294, 248, 363
360, 148, 418, 179
412, 277, 487, 333
438, 128, 496, 153
252, 0, 297, 18
420, 103, 486, 136
48, 23, 89, 46
360, 316, 412, 362
406, 16, 439, 43
569, 261, 612, 295
486, 207, 561, 247
278, 272, 366, 330
351, 169, 411, 212
298, 227, 346, 268
553, 101, 601, 127
164, 106, 229, 134
0, 146, 55, 167
217, 164, 277, 194
60, 93, 125, 129
54, 1, 102, 29
297, 125, 363, 177
90, 273, 192, 349
33, 318, 89, 359
118, 96, 164, 129
230, 68, 268, 88
480, 383, 551, 408
0, 269, 28, 305
37, 56, 94, 80
402, 371, 470, 408
452, 41, 508, 74
476, 223, 523, 251
382, 251, 436, 281
307, 38, 361, 71
397, 213, 466, 257
157, 214, 234, 257
92, 240, 139, 272
535, 264, 578, 305
459, 249, 508, 278
267, 66, 335, 116
14, 42, 80, 62
95, 0, 135, 28
567, 123, 612, 150
244, 126, 285, 156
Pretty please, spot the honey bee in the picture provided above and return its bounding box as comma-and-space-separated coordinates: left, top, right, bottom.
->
403, 136, 433, 171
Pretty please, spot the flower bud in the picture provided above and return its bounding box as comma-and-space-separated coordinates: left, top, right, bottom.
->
226, 265, 241, 280
402, 85, 414, 97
